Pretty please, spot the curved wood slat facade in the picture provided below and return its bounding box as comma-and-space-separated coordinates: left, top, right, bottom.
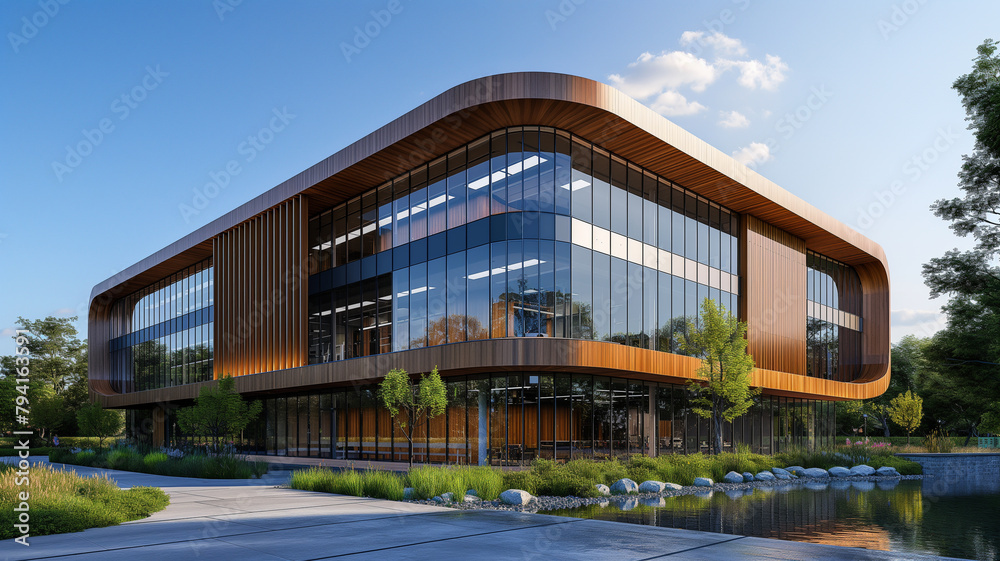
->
90, 72, 890, 407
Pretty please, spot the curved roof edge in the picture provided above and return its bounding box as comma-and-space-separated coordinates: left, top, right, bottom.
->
91, 71, 887, 303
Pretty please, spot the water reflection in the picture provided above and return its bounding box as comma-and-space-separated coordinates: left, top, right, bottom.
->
543, 477, 1000, 561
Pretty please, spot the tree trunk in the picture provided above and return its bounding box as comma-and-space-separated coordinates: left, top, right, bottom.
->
906, 432, 911, 446
713, 398, 723, 455
883, 422, 891, 438
964, 423, 976, 447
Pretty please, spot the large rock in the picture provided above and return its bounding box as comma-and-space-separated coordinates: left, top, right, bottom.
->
500, 489, 533, 505
594, 484, 610, 496
440, 492, 455, 502
693, 477, 714, 487
662, 482, 683, 491
463, 494, 480, 502
610, 478, 639, 495
876, 466, 900, 477
403, 487, 415, 500
771, 467, 792, 477
638, 480, 667, 493
828, 466, 851, 478
466, 489, 478, 497
755, 471, 776, 481
723, 471, 744, 484
742, 472, 755, 482
800, 468, 830, 479
849, 464, 876, 476
773, 471, 791, 481
785, 466, 806, 475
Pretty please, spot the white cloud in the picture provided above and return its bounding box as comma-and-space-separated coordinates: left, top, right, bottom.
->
891, 309, 944, 327
608, 32, 788, 119
650, 91, 707, 116
680, 31, 747, 57
0, 328, 14, 338
608, 51, 718, 98
53, 307, 76, 316
723, 54, 789, 91
732, 142, 772, 167
718, 110, 749, 128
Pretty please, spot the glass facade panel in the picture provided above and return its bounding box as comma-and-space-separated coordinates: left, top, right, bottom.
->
108, 260, 214, 392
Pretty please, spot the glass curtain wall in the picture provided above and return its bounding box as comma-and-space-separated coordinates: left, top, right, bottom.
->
806, 251, 863, 382
307, 127, 740, 365
108, 260, 214, 392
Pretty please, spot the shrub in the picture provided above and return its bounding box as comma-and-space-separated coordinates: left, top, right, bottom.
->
502, 470, 540, 495
536, 471, 599, 498
143, 452, 169, 469
563, 458, 628, 485
75, 450, 97, 466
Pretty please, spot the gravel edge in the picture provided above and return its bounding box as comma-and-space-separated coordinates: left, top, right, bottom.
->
409, 474, 923, 513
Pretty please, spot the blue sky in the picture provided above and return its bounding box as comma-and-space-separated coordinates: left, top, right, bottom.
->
1, 0, 996, 356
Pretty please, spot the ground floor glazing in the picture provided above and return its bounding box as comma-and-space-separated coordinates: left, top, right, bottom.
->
138, 372, 837, 465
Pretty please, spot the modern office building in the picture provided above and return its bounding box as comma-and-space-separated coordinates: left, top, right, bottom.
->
89, 72, 889, 464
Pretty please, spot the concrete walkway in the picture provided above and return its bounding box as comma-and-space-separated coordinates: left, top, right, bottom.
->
4, 460, 964, 560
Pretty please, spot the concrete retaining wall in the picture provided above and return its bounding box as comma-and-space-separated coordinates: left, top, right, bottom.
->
896, 453, 1000, 478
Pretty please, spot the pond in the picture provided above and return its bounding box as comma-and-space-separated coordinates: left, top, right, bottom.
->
542, 476, 1000, 561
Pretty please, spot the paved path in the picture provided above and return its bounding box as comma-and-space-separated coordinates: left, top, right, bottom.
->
3, 460, 964, 560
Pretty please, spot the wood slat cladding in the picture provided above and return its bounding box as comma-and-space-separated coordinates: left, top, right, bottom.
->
213, 196, 308, 378
94, 338, 888, 408
854, 261, 891, 389
741, 216, 807, 375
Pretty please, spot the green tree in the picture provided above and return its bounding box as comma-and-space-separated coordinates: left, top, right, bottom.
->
379, 366, 446, 467
76, 402, 124, 448
919, 299, 1000, 444
176, 376, 262, 454
33, 392, 71, 443
888, 390, 924, 445
679, 298, 758, 454
10, 316, 87, 395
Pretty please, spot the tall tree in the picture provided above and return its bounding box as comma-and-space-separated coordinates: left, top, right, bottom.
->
925, 39, 1000, 298
888, 390, 924, 445
176, 376, 262, 453
680, 298, 758, 454
379, 366, 446, 468
921, 38, 1000, 445
10, 316, 87, 395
